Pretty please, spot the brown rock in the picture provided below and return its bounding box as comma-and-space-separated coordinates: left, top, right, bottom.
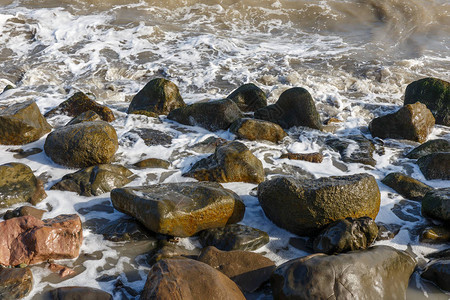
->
420, 226, 450, 244
133, 158, 170, 169
48, 263, 76, 278
4, 206, 46, 220
381, 172, 433, 200
50, 286, 113, 300
66, 110, 102, 126
230, 118, 287, 143
279, 152, 323, 163
0, 267, 33, 299
227, 83, 267, 112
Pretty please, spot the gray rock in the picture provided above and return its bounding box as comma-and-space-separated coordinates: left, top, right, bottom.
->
406, 139, 450, 159
188, 136, 227, 153
126, 128, 173, 147
417, 153, 450, 180
422, 188, 450, 223
326, 135, 376, 166
382, 172, 433, 200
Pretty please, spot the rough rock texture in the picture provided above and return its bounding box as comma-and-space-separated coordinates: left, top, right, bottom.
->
254, 87, 322, 130
50, 287, 113, 300
369, 102, 435, 143
110, 182, 245, 237
272, 246, 415, 300
184, 141, 264, 184
404, 77, 450, 126
0, 163, 47, 208
422, 188, 450, 223
421, 259, 450, 292
198, 224, 270, 251
0, 214, 83, 266
0, 100, 52, 145
381, 172, 433, 201
230, 118, 287, 143
417, 152, 450, 180
148, 240, 199, 264
66, 110, 101, 126
227, 83, 267, 112
141, 258, 246, 300
126, 128, 173, 147
133, 158, 170, 169
50, 164, 134, 196
420, 226, 450, 243
198, 246, 276, 292
312, 217, 378, 254
280, 152, 323, 163
127, 78, 185, 116
406, 139, 450, 159
45, 92, 115, 122
4, 206, 46, 220
0, 267, 33, 299
326, 135, 376, 166
97, 216, 156, 242
168, 99, 243, 132
44, 121, 118, 168
188, 136, 227, 153
257, 173, 381, 236
48, 263, 76, 278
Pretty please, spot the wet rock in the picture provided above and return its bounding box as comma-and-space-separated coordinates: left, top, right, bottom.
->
227, 83, 267, 112
381, 172, 433, 201
406, 139, 450, 159
254, 87, 322, 130
44, 121, 118, 168
0, 162, 47, 208
376, 223, 401, 241
50, 286, 113, 300
426, 248, 450, 259
111, 182, 245, 237
325, 135, 376, 166
127, 78, 185, 116
184, 141, 264, 184
422, 188, 450, 223
404, 77, 450, 126
4, 206, 46, 220
141, 258, 245, 300
50, 164, 134, 196
279, 152, 323, 163
48, 263, 76, 278
2, 85, 14, 93
417, 152, 450, 180
98, 216, 157, 242
422, 259, 450, 292
45, 92, 115, 122
230, 118, 287, 143
198, 246, 276, 293
369, 102, 435, 143
66, 110, 101, 126
0, 100, 52, 145
8, 147, 42, 159
271, 246, 416, 300
0, 214, 83, 266
126, 128, 173, 146
133, 158, 170, 169
198, 224, 270, 251
257, 173, 380, 236
168, 99, 243, 131
420, 226, 450, 243
312, 217, 378, 254
0, 267, 33, 299
148, 240, 200, 264
188, 136, 227, 153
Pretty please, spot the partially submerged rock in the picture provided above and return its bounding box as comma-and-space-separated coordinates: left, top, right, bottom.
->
3, 206, 46, 220
148, 240, 199, 264
417, 152, 450, 180
422, 188, 450, 223
0, 267, 33, 299
188, 136, 227, 153
133, 158, 170, 169
406, 139, 450, 159
49, 286, 113, 300
382, 172, 433, 201
227, 83, 267, 112
421, 259, 450, 292
420, 226, 450, 243
279, 152, 323, 163
326, 135, 376, 166
230, 118, 287, 143
125, 128, 173, 147
66, 110, 102, 126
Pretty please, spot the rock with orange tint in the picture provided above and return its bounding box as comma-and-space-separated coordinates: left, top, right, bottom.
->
48, 263, 76, 278
279, 152, 323, 163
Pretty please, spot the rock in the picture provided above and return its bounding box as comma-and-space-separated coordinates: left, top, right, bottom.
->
404, 77, 450, 126
148, 240, 200, 264
279, 152, 323, 163
422, 188, 450, 223
168, 99, 243, 131
420, 226, 450, 243
326, 135, 376, 166
133, 158, 170, 169
271, 246, 416, 300
0, 267, 33, 299
227, 83, 267, 112
141, 258, 245, 300
127, 78, 185, 116
8, 147, 42, 159
426, 248, 450, 260
2, 84, 14, 93
183, 141, 264, 184
198, 246, 276, 293
230, 118, 287, 143
4, 206, 46, 220
66, 110, 102, 126
422, 259, 450, 292
417, 152, 450, 180
50, 164, 134, 196
50, 287, 113, 300
312, 217, 378, 254
0, 163, 47, 208
126, 128, 173, 147
376, 223, 401, 241
198, 224, 270, 251
369, 102, 435, 143
0, 100, 52, 145
257, 173, 380, 236
44, 121, 118, 168
98, 216, 157, 242
48, 263, 76, 278
381, 172, 433, 201
406, 139, 450, 159
254, 87, 322, 130
0, 214, 83, 266
188, 136, 227, 153
110, 182, 245, 237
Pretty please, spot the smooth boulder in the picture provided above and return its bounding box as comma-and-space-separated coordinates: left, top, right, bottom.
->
422, 188, 450, 223
417, 152, 450, 180
0, 267, 33, 299
230, 118, 287, 143
227, 83, 267, 112
382, 172, 433, 201
421, 259, 450, 292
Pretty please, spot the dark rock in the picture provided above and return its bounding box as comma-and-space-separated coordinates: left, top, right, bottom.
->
406, 139, 450, 159
326, 135, 376, 166
148, 240, 200, 264
271, 246, 416, 300
133, 158, 170, 169
184, 141, 264, 184
417, 153, 450, 180
369, 102, 435, 143
126, 128, 172, 147
227, 83, 267, 112
127, 78, 185, 116
44, 121, 118, 168
4, 206, 46, 220
422, 259, 450, 292
422, 188, 450, 223
382, 172, 433, 200
50, 286, 112, 300
8, 147, 43, 159
66, 110, 101, 126
254, 87, 322, 130
111, 182, 245, 237
404, 77, 450, 126
426, 248, 450, 260
312, 217, 378, 254
2, 85, 14, 93
198, 224, 269, 251
230, 118, 287, 143
0, 100, 52, 145
376, 223, 401, 241
420, 226, 450, 243
188, 136, 227, 153
0, 267, 33, 299
97, 216, 157, 242
279, 152, 323, 163
257, 173, 380, 236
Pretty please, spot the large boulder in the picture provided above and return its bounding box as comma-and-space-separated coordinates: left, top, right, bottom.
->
0, 163, 47, 208
254, 87, 322, 130
404, 77, 450, 126
0, 100, 52, 145
230, 118, 287, 143
369, 102, 435, 143
110, 182, 245, 237
127, 78, 185, 116
417, 152, 450, 180
141, 258, 246, 300
257, 173, 381, 236
0, 267, 33, 299
381, 172, 433, 201
422, 188, 450, 223
326, 135, 376, 166
421, 259, 450, 292
271, 246, 416, 300
49, 287, 113, 300
0, 214, 83, 266
406, 139, 450, 159
183, 141, 264, 184
44, 121, 118, 168
227, 83, 267, 112
168, 99, 243, 131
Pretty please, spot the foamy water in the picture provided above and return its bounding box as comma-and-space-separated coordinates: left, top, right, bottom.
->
0, 0, 449, 298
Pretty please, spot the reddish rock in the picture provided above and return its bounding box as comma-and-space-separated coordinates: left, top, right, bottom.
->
48, 263, 76, 278
4, 206, 46, 220
279, 152, 323, 163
